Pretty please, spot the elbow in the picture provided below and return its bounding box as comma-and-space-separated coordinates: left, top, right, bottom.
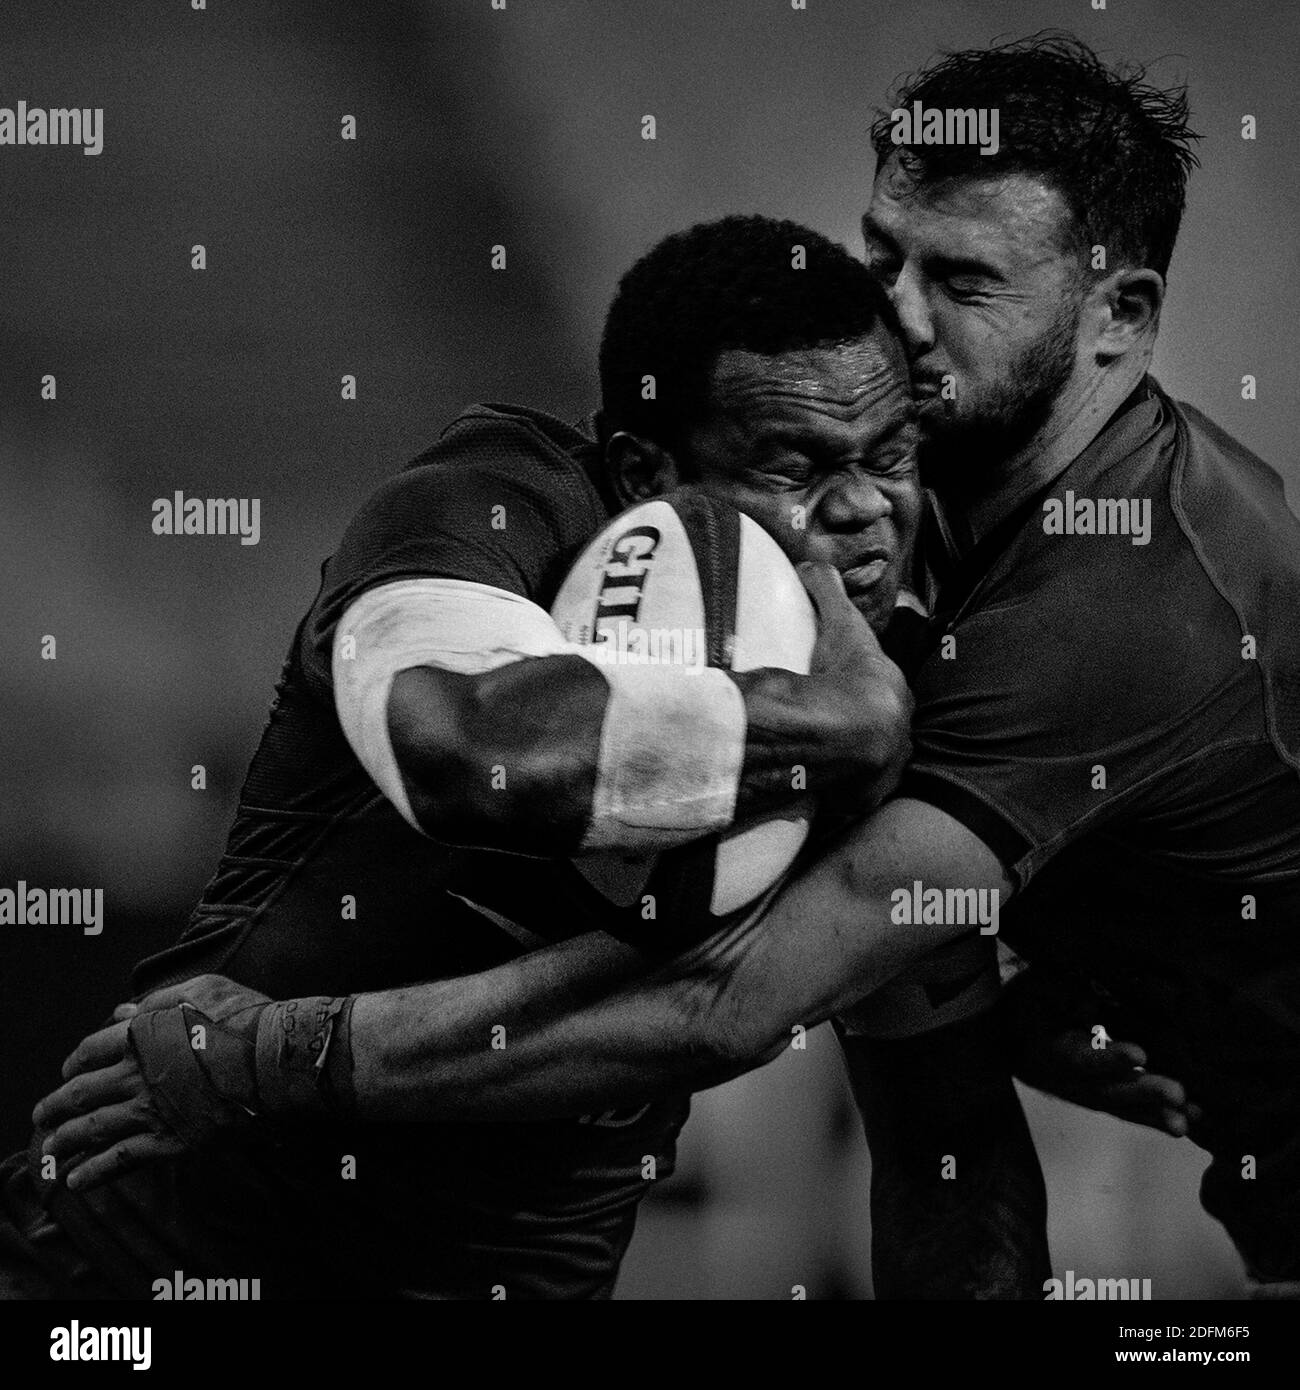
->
387, 669, 505, 844
388, 668, 588, 853
404, 749, 506, 848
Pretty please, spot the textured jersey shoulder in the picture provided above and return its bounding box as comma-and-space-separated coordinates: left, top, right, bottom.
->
397, 401, 610, 584
300, 402, 610, 696
424, 401, 601, 474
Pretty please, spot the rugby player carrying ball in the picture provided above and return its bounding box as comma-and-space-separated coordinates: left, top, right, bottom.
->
36, 36, 1300, 1301
6, 215, 924, 1299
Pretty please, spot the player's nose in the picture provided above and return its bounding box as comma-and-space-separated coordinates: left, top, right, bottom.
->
888, 266, 935, 359
821, 473, 893, 533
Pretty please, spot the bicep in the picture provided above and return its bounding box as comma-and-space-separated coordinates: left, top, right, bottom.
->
332, 578, 591, 830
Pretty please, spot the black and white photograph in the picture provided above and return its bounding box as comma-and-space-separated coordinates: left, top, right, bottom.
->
1, 0, 1297, 1362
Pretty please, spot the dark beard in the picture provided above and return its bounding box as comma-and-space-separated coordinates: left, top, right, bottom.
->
917, 298, 1081, 499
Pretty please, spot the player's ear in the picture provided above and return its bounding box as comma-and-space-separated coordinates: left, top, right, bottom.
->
604, 431, 684, 508
1091, 267, 1164, 361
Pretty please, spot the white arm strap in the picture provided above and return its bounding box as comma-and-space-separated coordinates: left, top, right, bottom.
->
580, 660, 744, 851
332, 578, 745, 846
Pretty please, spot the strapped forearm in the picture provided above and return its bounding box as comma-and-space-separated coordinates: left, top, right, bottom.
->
391, 657, 900, 856
337, 577, 907, 858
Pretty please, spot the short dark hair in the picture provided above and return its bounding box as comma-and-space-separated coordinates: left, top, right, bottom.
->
868, 33, 1200, 279
598, 214, 897, 450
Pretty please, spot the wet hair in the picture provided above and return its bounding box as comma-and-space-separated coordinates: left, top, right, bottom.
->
868, 32, 1200, 279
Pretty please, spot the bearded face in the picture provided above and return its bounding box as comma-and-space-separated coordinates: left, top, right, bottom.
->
863, 155, 1091, 497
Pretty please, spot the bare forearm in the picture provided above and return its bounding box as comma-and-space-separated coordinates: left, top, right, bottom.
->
344, 801, 990, 1122
346, 842, 886, 1121
348, 929, 757, 1121
39, 794, 1024, 1199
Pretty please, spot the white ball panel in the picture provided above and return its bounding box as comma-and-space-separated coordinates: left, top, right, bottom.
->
731, 515, 817, 675
551, 499, 707, 655
711, 815, 810, 915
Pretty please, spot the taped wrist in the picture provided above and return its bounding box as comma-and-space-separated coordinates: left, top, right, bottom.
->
255, 996, 357, 1117
579, 659, 746, 851
129, 1002, 265, 1147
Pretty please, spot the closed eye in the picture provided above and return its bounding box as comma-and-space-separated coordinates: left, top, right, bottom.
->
928, 255, 1001, 297
743, 452, 815, 489
863, 445, 917, 478
944, 278, 991, 302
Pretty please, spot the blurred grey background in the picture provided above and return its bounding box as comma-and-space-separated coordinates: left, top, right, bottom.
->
2, 0, 1296, 1299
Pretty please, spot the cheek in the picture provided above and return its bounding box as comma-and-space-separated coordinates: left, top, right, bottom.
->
894, 488, 924, 541
930, 308, 999, 374
762, 500, 816, 565
881, 485, 922, 552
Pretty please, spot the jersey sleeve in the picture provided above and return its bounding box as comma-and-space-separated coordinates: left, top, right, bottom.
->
297, 409, 606, 698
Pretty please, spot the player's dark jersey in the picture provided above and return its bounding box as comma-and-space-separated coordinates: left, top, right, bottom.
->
7, 404, 692, 1299
901, 378, 1300, 1275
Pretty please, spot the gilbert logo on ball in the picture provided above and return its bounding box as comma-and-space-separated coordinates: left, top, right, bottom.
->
552, 492, 816, 940
576, 519, 708, 670
592, 522, 659, 627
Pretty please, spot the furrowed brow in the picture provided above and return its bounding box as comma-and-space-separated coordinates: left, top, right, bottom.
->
756, 408, 915, 460
868, 410, 919, 451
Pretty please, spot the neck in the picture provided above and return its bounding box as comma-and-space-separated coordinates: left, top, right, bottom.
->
943, 358, 1150, 552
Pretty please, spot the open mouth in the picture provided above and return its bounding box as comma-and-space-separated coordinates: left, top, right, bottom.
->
841, 556, 892, 592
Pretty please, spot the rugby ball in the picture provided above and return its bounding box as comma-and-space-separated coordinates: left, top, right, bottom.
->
551, 492, 817, 940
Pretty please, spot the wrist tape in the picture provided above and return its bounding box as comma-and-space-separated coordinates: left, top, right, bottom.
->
255, 995, 357, 1116
129, 995, 357, 1142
